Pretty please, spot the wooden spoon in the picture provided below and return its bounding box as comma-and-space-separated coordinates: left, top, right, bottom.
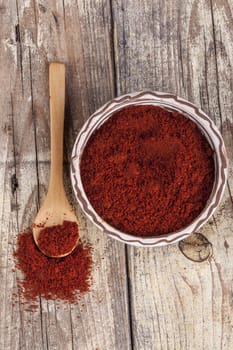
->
33, 62, 79, 258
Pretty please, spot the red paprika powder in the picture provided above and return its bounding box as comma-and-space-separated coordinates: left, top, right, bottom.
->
14, 228, 93, 306
80, 105, 215, 236
37, 220, 79, 257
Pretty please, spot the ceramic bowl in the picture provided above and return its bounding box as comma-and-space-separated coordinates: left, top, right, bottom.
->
70, 91, 228, 247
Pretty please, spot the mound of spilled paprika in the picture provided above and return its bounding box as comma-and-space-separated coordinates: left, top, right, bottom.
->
80, 105, 215, 236
14, 227, 93, 308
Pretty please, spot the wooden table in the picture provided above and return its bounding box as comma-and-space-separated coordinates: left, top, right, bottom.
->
1, 1, 233, 349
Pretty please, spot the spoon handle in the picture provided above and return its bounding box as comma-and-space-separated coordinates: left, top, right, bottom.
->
48, 62, 65, 194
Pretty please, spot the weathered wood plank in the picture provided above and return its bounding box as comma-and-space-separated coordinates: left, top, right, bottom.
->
113, 0, 233, 349
0, 2, 45, 349
209, 1, 233, 347
0, 0, 131, 349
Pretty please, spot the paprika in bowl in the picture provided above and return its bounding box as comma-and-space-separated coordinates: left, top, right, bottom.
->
71, 91, 227, 247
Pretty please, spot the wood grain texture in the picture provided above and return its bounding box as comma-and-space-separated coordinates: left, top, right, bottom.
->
112, 0, 233, 349
0, 0, 233, 349
0, 1, 131, 349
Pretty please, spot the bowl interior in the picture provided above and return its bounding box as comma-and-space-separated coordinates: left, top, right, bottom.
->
71, 92, 227, 246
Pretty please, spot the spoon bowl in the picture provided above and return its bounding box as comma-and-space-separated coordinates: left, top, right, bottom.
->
33, 62, 79, 258
33, 192, 79, 258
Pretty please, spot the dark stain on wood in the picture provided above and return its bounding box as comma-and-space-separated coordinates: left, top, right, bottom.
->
179, 232, 213, 262
38, 3, 46, 13
0, 5, 6, 13
224, 240, 229, 251
52, 12, 59, 27
3, 122, 12, 134
11, 202, 20, 211
11, 174, 18, 194
15, 24, 20, 42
